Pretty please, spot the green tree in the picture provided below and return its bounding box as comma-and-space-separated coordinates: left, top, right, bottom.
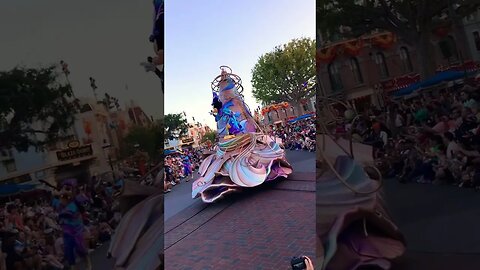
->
0, 65, 78, 152
201, 130, 217, 143
164, 113, 188, 140
123, 121, 163, 161
317, 0, 479, 78
251, 38, 316, 111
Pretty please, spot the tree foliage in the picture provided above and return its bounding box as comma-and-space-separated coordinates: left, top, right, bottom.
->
164, 113, 188, 140
123, 120, 163, 161
201, 130, 217, 143
316, 0, 479, 78
0, 66, 78, 152
251, 38, 316, 106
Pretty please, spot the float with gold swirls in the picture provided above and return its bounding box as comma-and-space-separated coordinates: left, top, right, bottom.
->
192, 66, 293, 203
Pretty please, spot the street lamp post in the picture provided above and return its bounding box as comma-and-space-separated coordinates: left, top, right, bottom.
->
89, 77, 99, 102
102, 143, 116, 179
60, 60, 75, 98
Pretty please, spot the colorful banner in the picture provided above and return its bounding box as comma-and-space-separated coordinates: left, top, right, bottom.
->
382, 74, 421, 92
436, 60, 480, 73
317, 32, 396, 67
261, 102, 290, 115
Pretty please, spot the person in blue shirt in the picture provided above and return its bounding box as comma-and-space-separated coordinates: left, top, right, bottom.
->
57, 179, 92, 270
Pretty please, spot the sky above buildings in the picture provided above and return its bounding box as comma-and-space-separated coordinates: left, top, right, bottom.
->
0, 0, 163, 119
165, 0, 315, 129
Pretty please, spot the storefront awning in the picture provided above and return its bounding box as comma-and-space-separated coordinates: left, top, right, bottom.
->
0, 183, 38, 197
288, 113, 314, 123
393, 70, 474, 97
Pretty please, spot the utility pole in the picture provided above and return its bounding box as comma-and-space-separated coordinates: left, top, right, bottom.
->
60, 60, 79, 138
60, 60, 75, 98
89, 77, 99, 102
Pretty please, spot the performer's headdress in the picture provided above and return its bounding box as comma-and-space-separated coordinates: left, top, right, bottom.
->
62, 178, 78, 188
211, 66, 244, 95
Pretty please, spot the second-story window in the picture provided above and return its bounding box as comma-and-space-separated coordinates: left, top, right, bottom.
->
350, 57, 364, 84
400, 47, 413, 73
328, 61, 343, 91
376, 52, 389, 79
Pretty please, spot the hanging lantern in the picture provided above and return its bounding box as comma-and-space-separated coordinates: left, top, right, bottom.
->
371, 32, 396, 50
119, 119, 126, 130
83, 120, 92, 135
316, 45, 338, 64
433, 24, 451, 38
343, 38, 365, 56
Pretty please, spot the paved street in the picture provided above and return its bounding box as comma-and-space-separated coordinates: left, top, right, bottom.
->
383, 179, 480, 269
164, 150, 315, 269
79, 242, 114, 269
165, 150, 315, 221
165, 173, 199, 220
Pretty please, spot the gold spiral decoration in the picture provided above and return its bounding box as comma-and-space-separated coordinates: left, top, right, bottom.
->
317, 96, 383, 195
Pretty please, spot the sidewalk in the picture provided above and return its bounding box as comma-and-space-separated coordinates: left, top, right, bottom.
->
165, 174, 200, 220
164, 172, 316, 270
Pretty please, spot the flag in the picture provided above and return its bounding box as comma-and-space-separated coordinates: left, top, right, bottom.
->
60, 60, 70, 76
89, 77, 97, 90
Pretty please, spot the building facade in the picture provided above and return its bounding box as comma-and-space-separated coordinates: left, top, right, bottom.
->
164, 123, 212, 151
258, 96, 316, 127
463, 8, 480, 62
317, 28, 479, 111
0, 98, 133, 187
127, 100, 153, 127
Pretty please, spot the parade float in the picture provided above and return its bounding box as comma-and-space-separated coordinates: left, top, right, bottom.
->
316, 97, 406, 269
191, 66, 293, 203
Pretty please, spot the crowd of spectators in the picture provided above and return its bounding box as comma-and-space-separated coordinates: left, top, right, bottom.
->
272, 118, 316, 152
336, 84, 480, 188
162, 118, 317, 193
0, 179, 118, 270
164, 149, 202, 193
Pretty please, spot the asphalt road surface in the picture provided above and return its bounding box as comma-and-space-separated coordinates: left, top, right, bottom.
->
164, 149, 315, 221
78, 242, 114, 269
383, 179, 480, 269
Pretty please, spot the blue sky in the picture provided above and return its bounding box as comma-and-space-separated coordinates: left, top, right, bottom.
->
165, 0, 315, 129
